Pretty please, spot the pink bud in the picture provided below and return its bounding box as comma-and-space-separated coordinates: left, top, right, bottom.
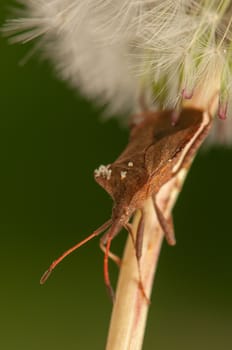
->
181, 88, 194, 100
218, 100, 228, 120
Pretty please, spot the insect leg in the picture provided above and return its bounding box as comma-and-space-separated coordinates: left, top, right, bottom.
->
153, 199, 176, 246
104, 234, 115, 302
99, 237, 121, 267
125, 217, 150, 304
135, 212, 145, 262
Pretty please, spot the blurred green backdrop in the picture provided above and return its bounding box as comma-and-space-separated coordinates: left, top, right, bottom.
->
0, 3, 232, 350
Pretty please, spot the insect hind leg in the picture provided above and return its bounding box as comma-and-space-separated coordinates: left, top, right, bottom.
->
153, 198, 176, 246
125, 215, 150, 304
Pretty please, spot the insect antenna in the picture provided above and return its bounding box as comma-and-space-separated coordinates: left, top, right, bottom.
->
40, 219, 112, 284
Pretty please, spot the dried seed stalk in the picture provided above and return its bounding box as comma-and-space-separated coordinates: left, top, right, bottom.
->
106, 169, 187, 350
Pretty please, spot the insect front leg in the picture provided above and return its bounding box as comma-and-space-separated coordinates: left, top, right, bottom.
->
100, 232, 121, 267
103, 234, 115, 301
153, 197, 176, 246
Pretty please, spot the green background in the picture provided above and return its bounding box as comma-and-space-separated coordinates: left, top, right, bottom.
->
0, 3, 232, 350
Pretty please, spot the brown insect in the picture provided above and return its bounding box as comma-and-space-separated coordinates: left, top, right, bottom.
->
40, 107, 212, 299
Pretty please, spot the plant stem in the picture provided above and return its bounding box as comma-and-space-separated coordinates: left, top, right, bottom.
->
106, 168, 188, 350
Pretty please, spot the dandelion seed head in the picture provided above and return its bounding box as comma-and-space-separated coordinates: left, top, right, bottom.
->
3, 0, 232, 142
